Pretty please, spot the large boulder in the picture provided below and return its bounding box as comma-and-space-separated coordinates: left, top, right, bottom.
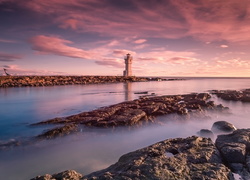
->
211, 121, 237, 134
83, 136, 233, 180
216, 129, 250, 176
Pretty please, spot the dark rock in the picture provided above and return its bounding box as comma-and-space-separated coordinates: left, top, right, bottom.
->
37, 124, 78, 139
31, 170, 82, 180
216, 129, 250, 175
83, 136, 233, 180
211, 121, 236, 133
212, 89, 250, 102
34, 93, 229, 138
197, 129, 214, 139
0, 76, 183, 88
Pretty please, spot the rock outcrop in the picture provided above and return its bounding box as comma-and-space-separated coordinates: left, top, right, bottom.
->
35, 93, 229, 139
211, 89, 250, 102
216, 129, 250, 178
32, 136, 234, 180
31, 170, 83, 180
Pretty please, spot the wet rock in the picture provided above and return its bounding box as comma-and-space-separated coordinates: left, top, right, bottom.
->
0, 139, 21, 150
31, 170, 82, 180
211, 89, 250, 102
37, 124, 78, 139
34, 93, 229, 137
197, 129, 214, 139
216, 129, 250, 175
83, 136, 233, 180
211, 121, 237, 133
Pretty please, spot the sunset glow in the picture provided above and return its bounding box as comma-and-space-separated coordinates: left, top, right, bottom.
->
0, 0, 250, 77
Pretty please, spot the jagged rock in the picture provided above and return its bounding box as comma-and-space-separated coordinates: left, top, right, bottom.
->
31, 170, 82, 180
211, 121, 237, 133
82, 136, 233, 180
37, 124, 78, 139
197, 129, 214, 139
34, 93, 229, 138
211, 89, 250, 102
216, 129, 250, 175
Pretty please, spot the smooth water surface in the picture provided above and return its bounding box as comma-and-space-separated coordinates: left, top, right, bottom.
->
0, 78, 250, 180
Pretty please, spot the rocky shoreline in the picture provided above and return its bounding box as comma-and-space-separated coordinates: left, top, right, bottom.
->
32, 127, 250, 180
0, 76, 184, 88
2, 88, 249, 179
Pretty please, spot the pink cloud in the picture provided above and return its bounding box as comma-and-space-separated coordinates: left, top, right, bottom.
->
112, 49, 136, 57
1, 64, 67, 76
95, 58, 123, 68
136, 50, 198, 65
217, 59, 249, 67
220, 45, 229, 48
0, 52, 22, 61
0, 39, 17, 43
134, 39, 147, 44
168, 57, 200, 65
22, 0, 250, 43
29, 35, 93, 59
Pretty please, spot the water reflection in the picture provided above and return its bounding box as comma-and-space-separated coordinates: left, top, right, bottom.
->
124, 82, 132, 101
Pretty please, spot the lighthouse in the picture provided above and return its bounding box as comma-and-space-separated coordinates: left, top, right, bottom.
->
123, 53, 132, 76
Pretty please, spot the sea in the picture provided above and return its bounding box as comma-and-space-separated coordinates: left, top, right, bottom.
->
0, 77, 250, 180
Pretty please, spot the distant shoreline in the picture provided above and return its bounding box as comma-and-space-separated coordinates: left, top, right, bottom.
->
0, 76, 185, 88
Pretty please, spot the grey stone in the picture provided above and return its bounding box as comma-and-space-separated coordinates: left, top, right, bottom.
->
212, 121, 236, 133
82, 136, 233, 180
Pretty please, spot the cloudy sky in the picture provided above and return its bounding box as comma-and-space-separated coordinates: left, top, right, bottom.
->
0, 0, 250, 77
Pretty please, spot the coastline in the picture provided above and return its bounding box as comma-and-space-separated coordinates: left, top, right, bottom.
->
0, 76, 184, 88
30, 89, 250, 179
1, 85, 250, 179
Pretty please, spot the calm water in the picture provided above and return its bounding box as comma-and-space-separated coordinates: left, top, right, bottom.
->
0, 78, 250, 180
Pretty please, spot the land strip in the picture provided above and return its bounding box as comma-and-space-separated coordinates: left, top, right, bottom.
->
0, 76, 183, 88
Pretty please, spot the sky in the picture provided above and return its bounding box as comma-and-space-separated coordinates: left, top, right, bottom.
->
0, 0, 250, 77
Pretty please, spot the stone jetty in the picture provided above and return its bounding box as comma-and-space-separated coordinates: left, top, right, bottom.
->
35, 92, 228, 139
0, 76, 184, 88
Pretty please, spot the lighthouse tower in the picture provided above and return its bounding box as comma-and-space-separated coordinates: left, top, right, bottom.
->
123, 53, 132, 76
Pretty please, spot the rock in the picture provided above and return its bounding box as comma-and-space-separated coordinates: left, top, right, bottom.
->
0, 76, 183, 88
83, 136, 233, 180
197, 129, 214, 139
34, 93, 229, 138
216, 129, 250, 174
211, 121, 236, 133
31, 170, 82, 180
37, 124, 78, 139
212, 89, 250, 102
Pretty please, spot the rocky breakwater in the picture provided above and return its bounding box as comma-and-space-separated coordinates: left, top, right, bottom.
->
211, 89, 250, 102
0, 76, 185, 88
32, 136, 234, 180
0, 76, 150, 87
35, 93, 228, 139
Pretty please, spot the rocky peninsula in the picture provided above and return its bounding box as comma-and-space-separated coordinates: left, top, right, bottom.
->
34, 92, 228, 139
0, 76, 183, 88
